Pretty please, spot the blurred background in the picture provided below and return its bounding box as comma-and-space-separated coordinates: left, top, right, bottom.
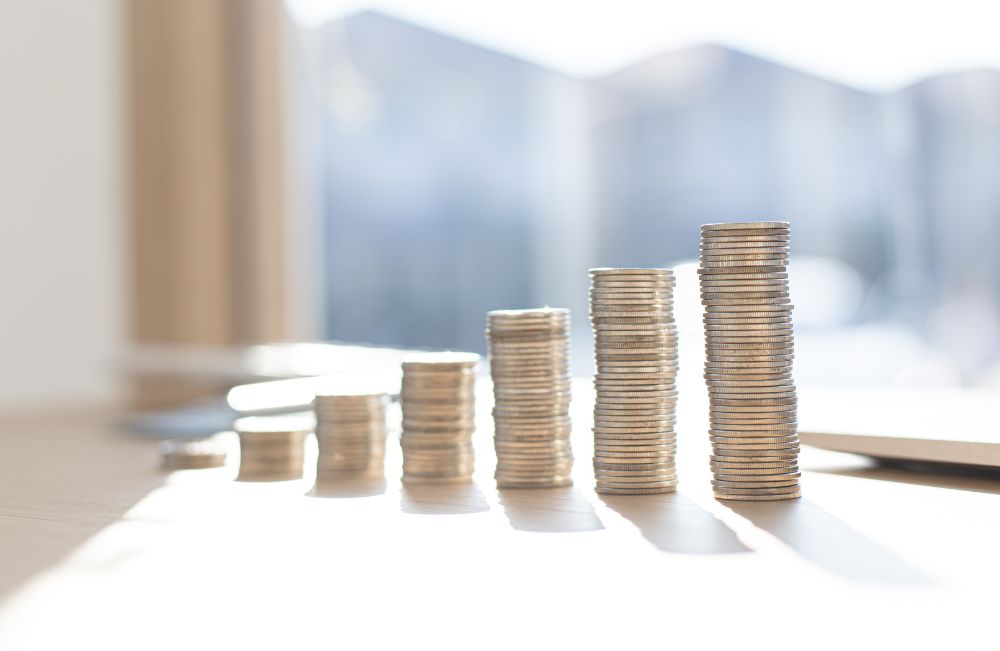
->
3, 0, 1000, 414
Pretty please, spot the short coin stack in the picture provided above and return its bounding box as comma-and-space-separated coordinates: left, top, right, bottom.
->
486, 308, 573, 488
235, 415, 312, 481
314, 392, 388, 476
590, 268, 678, 495
700, 221, 801, 501
160, 437, 228, 470
400, 352, 479, 483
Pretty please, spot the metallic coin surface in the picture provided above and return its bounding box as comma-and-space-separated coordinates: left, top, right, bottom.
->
487, 308, 574, 487
699, 222, 801, 500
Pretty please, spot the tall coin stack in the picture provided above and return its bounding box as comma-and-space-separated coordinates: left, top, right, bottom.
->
235, 416, 311, 481
699, 221, 801, 501
314, 392, 388, 476
486, 308, 573, 488
400, 352, 480, 483
589, 268, 679, 495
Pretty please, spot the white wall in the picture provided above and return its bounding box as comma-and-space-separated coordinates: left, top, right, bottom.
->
0, 0, 124, 411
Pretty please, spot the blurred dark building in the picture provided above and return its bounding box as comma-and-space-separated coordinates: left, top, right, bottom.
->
589, 46, 889, 282
307, 11, 587, 352
306, 11, 1000, 353
889, 70, 1000, 305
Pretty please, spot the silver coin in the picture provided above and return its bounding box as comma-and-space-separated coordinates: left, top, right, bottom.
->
590, 266, 673, 275
702, 221, 789, 230
707, 381, 795, 390
709, 432, 799, 443
711, 475, 800, 485
593, 462, 675, 473
711, 444, 800, 455
698, 240, 790, 249
700, 250, 790, 260
700, 240, 790, 250
700, 245, 789, 255
594, 412, 677, 422
594, 436, 676, 447
700, 253, 790, 263
704, 326, 794, 334
595, 385, 678, 394
712, 483, 800, 495
709, 405, 797, 421
596, 357, 678, 365
710, 425, 798, 435
592, 423, 676, 433
706, 334, 794, 343
698, 238, 790, 247
698, 268, 788, 277
594, 412, 677, 419
705, 356, 793, 365
590, 296, 674, 304
705, 301, 792, 310
704, 375, 794, 384
713, 476, 800, 485
705, 366, 791, 375
590, 297, 675, 305
593, 325, 678, 334
710, 413, 798, 421
701, 290, 790, 299
714, 491, 801, 501
711, 466, 800, 477
709, 451, 798, 461
594, 416, 676, 429
709, 390, 797, 400
595, 407, 676, 416
701, 260, 788, 270
596, 472, 678, 482
700, 239, 790, 249
596, 478, 679, 490
711, 461, 800, 474
709, 393, 797, 404
593, 450, 676, 461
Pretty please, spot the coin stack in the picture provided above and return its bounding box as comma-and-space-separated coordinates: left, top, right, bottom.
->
234, 415, 312, 481
313, 392, 388, 476
160, 437, 228, 470
700, 221, 801, 501
399, 352, 480, 483
486, 308, 573, 488
590, 268, 679, 495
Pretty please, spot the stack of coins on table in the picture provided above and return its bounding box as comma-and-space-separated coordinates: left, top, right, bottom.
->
160, 437, 228, 470
234, 415, 312, 481
486, 308, 574, 488
590, 268, 679, 495
313, 392, 388, 476
699, 221, 801, 501
399, 352, 480, 483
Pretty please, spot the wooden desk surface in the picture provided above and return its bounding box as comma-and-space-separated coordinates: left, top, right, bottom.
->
0, 383, 997, 650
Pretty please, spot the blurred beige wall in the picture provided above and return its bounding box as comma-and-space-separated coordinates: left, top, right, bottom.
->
0, 0, 125, 411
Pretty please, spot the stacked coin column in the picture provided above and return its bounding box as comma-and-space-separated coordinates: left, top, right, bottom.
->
235, 416, 312, 481
399, 353, 480, 483
486, 308, 574, 488
699, 221, 801, 501
589, 268, 679, 495
314, 393, 388, 476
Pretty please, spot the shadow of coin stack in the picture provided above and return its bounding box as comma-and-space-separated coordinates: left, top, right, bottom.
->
589, 268, 679, 495
314, 393, 388, 476
699, 221, 801, 501
486, 308, 574, 488
400, 352, 480, 483
235, 415, 311, 481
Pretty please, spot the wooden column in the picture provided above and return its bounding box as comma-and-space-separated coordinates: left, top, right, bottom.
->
126, 0, 291, 405
126, 0, 289, 347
